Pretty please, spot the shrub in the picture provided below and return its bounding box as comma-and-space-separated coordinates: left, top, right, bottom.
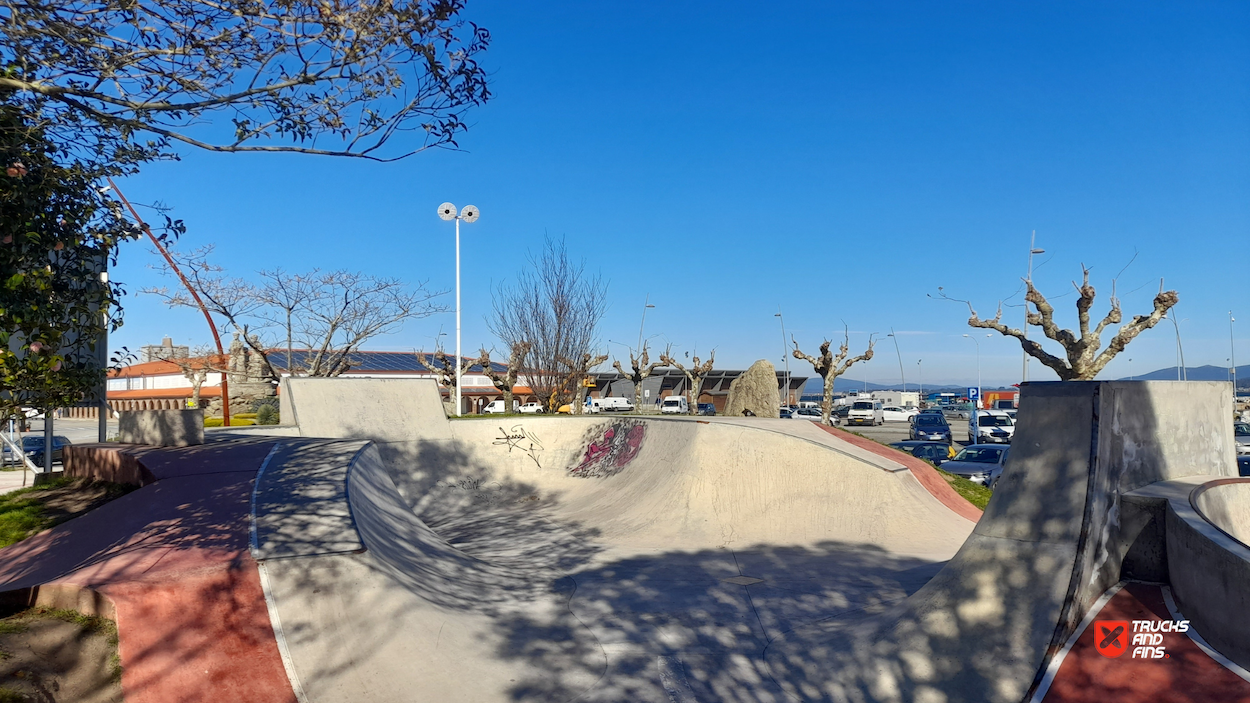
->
252, 397, 280, 413
204, 418, 254, 427
255, 405, 279, 425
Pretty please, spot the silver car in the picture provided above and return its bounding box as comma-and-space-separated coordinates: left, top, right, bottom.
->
941, 445, 1010, 489
1236, 422, 1250, 455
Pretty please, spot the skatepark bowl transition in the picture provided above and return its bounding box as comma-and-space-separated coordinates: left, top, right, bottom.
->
2, 377, 1250, 703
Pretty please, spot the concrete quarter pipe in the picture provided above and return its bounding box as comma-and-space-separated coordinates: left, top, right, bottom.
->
253, 378, 1248, 702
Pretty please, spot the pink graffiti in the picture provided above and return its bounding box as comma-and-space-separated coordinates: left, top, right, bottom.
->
570, 422, 646, 477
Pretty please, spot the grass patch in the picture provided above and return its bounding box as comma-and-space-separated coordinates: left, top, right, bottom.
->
0, 478, 136, 548
0, 687, 26, 702
204, 417, 256, 427
936, 469, 994, 510
1, 606, 123, 688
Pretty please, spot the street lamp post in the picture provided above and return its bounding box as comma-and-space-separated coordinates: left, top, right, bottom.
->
887, 328, 906, 393
775, 309, 789, 406
1232, 312, 1238, 393
438, 202, 480, 417
1163, 313, 1186, 381
1023, 231, 1045, 383
917, 359, 923, 405
964, 333, 990, 441
636, 295, 656, 354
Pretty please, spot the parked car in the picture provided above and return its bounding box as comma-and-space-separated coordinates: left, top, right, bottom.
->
969, 410, 1015, 444
519, 402, 545, 414
909, 413, 952, 443
890, 440, 954, 466
793, 407, 823, 422
942, 403, 973, 420
660, 396, 689, 414
941, 444, 1010, 488
882, 406, 919, 422
779, 408, 794, 419
833, 405, 850, 420
483, 399, 519, 414
847, 400, 884, 426
22, 435, 73, 466
1235, 422, 1250, 455
1239, 455, 1250, 477
697, 403, 717, 416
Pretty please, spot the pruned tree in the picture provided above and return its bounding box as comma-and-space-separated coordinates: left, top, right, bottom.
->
417, 347, 475, 397
489, 237, 608, 412
559, 352, 608, 415
477, 341, 531, 414
961, 267, 1178, 380
612, 344, 666, 411
144, 246, 446, 381
170, 345, 228, 409
1, 0, 491, 163
792, 328, 876, 426
660, 349, 716, 416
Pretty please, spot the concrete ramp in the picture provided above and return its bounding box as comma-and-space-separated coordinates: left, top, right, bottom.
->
280, 376, 451, 441
763, 381, 1240, 702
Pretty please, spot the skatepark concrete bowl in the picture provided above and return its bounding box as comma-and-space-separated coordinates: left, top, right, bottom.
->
255, 378, 984, 702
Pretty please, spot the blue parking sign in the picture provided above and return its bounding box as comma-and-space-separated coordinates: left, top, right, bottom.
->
968, 387, 980, 400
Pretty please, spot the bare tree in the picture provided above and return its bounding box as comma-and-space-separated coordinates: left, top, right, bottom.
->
660, 349, 716, 416
489, 237, 608, 412
792, 328, 876, 426
145, 245, 446, 380
960, 267, 1178, 380
1, 0, 491, 163
559, 352, 608, 414
417, 348, 476, 404
477, 342, 531, 413
612, 345, 666, 411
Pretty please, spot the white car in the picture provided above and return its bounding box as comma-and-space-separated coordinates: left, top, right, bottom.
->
969, 410, 1015, 444
792, 407, 824, 422
519, 402, 545, 414
847, 400, 884, 426
1235, 422, 1250, 455
881, 406, 919, 422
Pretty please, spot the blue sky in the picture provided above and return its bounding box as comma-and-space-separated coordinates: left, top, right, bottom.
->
110, 1, 1249, 387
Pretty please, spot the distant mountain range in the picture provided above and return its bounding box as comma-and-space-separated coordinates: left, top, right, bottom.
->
798, 363, 1250, 396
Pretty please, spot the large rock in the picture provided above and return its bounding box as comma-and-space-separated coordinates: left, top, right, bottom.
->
724, 360, 780, 418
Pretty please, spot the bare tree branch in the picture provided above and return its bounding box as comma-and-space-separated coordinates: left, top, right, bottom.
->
612, 344, 666, 410
791, 326, 875, 425
659, 349, 715, 416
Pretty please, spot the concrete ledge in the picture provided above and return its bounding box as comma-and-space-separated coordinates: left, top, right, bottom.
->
0, 583, 117, 620
118, 409, 205, 447
251, 439, 368, 560
62, 444, 155, 486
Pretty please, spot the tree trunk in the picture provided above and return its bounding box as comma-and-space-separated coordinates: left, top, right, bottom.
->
821, 372, 835, 425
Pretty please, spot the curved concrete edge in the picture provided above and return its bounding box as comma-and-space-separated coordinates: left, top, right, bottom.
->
251, 439, 370, 560
0, 582, 117, 620
1166, 479, 1250, 671
1191, 478, 1250, 549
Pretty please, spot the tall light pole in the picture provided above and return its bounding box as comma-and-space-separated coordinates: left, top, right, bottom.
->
917, 359, 923, 405
962, 333, 990, 405
1023, 231, 1045, 383
1163, 313, 1186, 381
1129, 358, 1134, 382
438, 202, 479, 417
1232, 312, 1238, 394
636, 295, 656, 353
887, 328, 906, 393
775, 309, 789, 406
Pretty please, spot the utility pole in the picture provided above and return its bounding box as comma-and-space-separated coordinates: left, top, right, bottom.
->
1023, 231, 1045, 383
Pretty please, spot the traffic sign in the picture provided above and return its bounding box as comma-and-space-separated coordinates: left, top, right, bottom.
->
968, 387, 980, 400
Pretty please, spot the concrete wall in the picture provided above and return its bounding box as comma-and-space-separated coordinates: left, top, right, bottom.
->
1192, 479, 1250, 548
1167, 480, 1250, 670
117, 409, 204, 446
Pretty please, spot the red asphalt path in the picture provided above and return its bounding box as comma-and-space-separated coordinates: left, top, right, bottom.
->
1044, 583, 1250, 703
812, 423, 984, 522
0, 440, 296, 703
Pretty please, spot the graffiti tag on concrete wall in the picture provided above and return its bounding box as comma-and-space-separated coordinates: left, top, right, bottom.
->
569, 421, 645, 478
493, 425, 544, 467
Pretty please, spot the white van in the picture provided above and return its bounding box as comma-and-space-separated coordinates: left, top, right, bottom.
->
592, 397, 635, 413
660, 396, 688, 414
483, 399, 519, 414
969, 410, 1014, 444
847, 400, 884, 426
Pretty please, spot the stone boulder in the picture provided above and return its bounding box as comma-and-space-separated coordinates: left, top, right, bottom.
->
724, 360, 780, 418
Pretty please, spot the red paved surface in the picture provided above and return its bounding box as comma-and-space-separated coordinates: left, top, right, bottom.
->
812, 423, 984, 522
0, 440, 296, 703
1044, 583, 1250, 703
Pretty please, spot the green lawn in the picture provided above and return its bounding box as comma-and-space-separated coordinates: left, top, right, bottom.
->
0, 478, 135, 548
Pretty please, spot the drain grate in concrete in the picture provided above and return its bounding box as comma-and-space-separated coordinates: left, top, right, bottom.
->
722, 575, 765, 586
